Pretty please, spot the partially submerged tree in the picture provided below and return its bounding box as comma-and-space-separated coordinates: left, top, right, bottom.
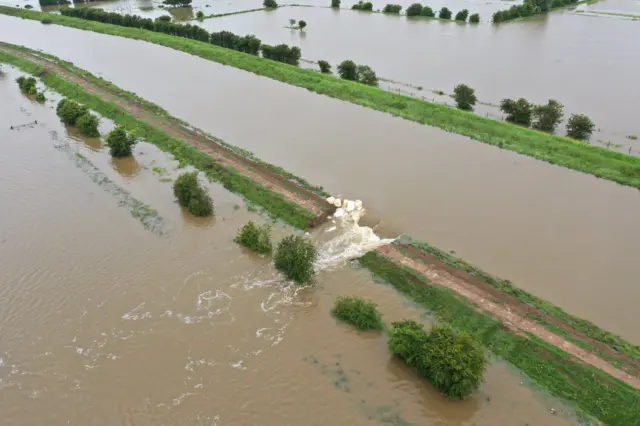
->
453, 84, 477, 111
196, 10, 204, 19
405, 3, 423, 16
76, 113, 100, 137
337, 60, 358, 81
439, 7, 452, 19
469, 13, 480, 23
331, 296, 384, 331
16, 76, 38, 95
351, 1, 373, 10
455, 8, 469, 22
532, 99, 564, 132
35, 92, 46, 102
235, 221, 273, 254
356, 64, 378, 86
56, 99, 89, 126
420, 6, 435, 17
331, 0, 341, 7
500, 98, 533, 126
383, 4, 402, 14
318, 60, 332, 73
566, 114, 595, 140
105, 126, 137, 157
274, 235, 317, 284
263, 0, 278, 8
173, 171, 214, 217
298, 19, 307, 30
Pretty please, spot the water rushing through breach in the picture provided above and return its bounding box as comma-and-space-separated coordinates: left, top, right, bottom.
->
0, 66, 583, 425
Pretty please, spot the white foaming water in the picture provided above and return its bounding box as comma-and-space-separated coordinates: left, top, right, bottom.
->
315, 197, 395, 272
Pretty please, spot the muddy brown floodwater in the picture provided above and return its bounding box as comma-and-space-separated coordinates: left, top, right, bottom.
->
1, 15, 639, 343
0, 67, 580, 425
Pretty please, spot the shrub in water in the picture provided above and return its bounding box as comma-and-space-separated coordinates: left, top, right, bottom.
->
438, 7, 452, 19
388, 321, 487, 400
56, 99, 89, 126
453, 83, 477, 111
76, 113, 100, 137
383, 4, 402, 14
566, 114, 595, 141
35, 92, 46, 102
469, 13, 480, 23
234, 221, 273, 254
263, 0, 278, 8
274, 235, 317, 284
331, 296, 383, 331
331, 0, 340, 7
405, 3, 423, 16
41, 18, 53, 24
420, 6, 435, 17
455, 8, 469, 21
351, 1, 373, 10
196, 10, 204, 19
105, 126, 137, 157
173, 171, 214, 217
16, 76, 37, 94
318, 60, 331, 73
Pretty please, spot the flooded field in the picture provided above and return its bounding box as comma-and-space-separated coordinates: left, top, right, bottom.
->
1, 15, 639, 343
0, 66, 581, 425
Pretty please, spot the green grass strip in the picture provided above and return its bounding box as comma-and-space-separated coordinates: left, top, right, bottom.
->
1, 6, 639, 189
0, 50, 317, 230
360, 251, 640, 426
399, 237, 640, 362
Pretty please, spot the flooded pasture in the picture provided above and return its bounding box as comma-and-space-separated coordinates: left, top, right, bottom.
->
1, 15, 639, 343
0, 67, 582, 425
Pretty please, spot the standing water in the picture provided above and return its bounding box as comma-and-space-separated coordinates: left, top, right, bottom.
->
0, 67, 580, 424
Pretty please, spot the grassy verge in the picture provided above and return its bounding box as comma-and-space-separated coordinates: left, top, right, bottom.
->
1, 42, 329, 198
1, 6, 639, 189
0, 49, 317, 230
360, 251, 640, 426
397, 236, 640, 365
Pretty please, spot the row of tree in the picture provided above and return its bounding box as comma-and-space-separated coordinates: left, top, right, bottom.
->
56, 98, 100, 137
59, 8, 302, 66
405, 3, 480, 22
337, 60, 378, 86
451, 84, 595, 140
493, 0, 578, 23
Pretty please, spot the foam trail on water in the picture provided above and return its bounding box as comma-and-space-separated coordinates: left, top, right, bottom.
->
315, 197, 394, 272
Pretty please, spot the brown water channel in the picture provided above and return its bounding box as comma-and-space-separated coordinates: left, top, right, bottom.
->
0, 67, 579, 425
1, 15, 639, 343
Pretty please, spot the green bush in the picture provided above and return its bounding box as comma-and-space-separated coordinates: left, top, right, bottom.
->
263, 0, 278, 8
455, 8, 469, 22
469, 13, 480, 23
337, 59, 357, 80
420, 5, 435, 17
356, 64, 378, 86
453, 84, 477, 111
406, 3, 422, 16
383, 3, 402, 14
35, 92, 46, 102
40, 18, 52, 24
567, 114, 595, 141
438, 7, 452, 19
389, 321, 488, 399
16, 76, 37, 94
156, 15, 171, 22
532, 99, 564, 132
235, 220, 272, 254
76, 113, 100, 137
331, 296, 383, 330
173, 171, 214, 217
24, 4, 33, 8
351, 1, 373, 10
318, 60, 331, 73
331, 0, 341, 7
196, 10, 204, 19
500, 98, 533, 126
274, 235, 317, 284
105, 126, 137, 157
56, 98, 89, 126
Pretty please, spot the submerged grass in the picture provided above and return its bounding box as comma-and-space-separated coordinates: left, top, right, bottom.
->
0, 49, 316, 230
331, 296, 384, 331
1, 6, 639, 189
399, 236, 640, 363
359, 251, 640, 426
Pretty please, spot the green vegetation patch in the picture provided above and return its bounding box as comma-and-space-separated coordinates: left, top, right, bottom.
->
234, 220, 273, 254
1, 7, 638, 189
359, 251, 640, 426
0, 48, 317, 229
274, 235, 317, 284
331, 296, 384, 331
400, 237, 640, 362
173, 171, 214, 216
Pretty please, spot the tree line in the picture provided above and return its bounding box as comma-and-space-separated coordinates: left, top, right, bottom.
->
452, 84, 595, 140
493, 0, 579, 23
59, 8, 301, 66
350, 2, 480, 22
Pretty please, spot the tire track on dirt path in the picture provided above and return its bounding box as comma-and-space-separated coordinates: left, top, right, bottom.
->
376, 244, 640, 391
